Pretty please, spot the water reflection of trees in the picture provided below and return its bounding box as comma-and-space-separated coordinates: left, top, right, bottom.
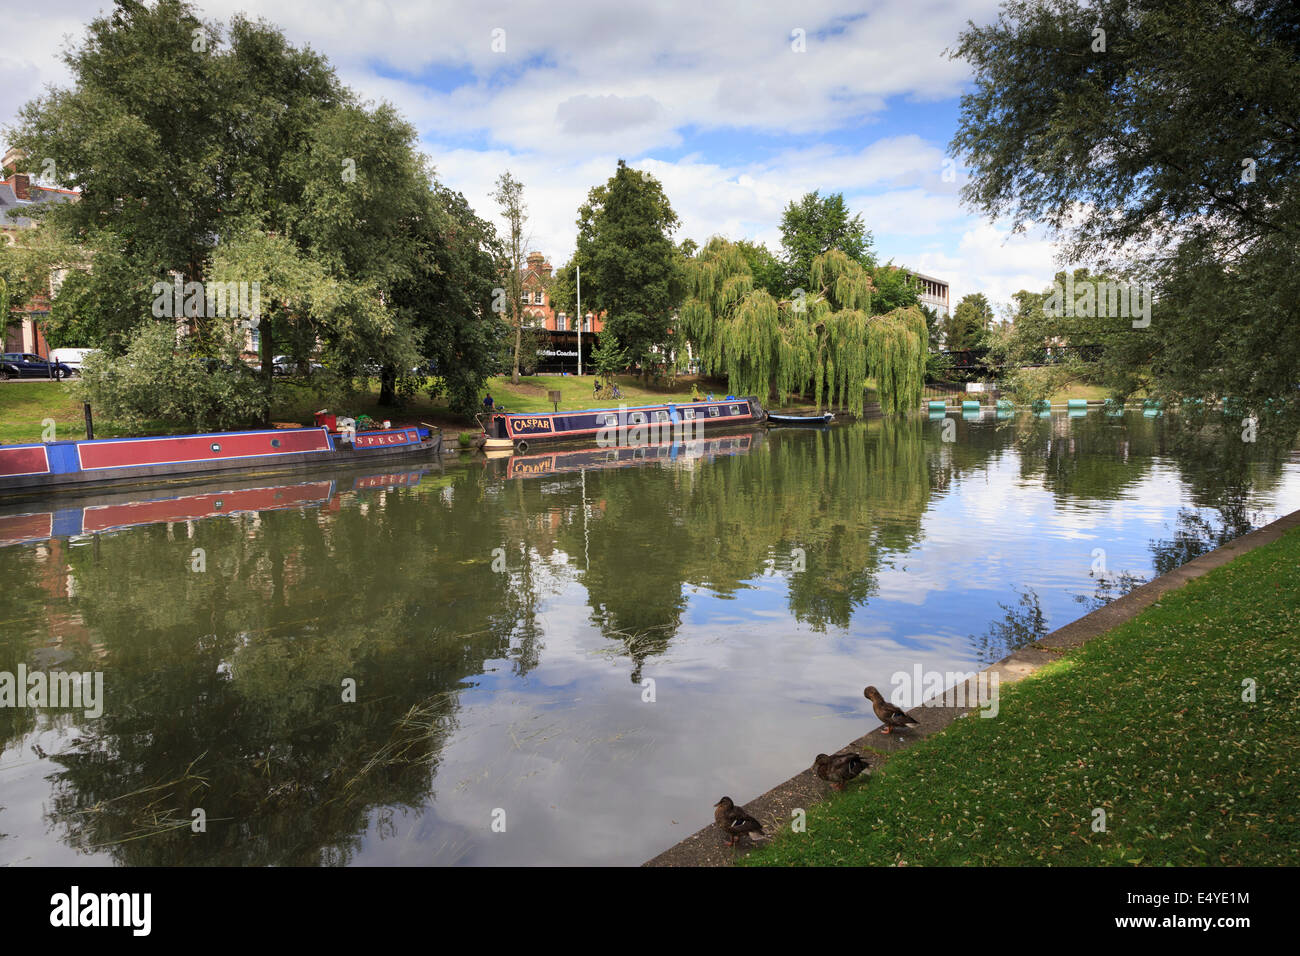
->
967, 588, 1048, 665
0, 410, 1292, 864
561, 420, 936, 638
0, 467, 543, 865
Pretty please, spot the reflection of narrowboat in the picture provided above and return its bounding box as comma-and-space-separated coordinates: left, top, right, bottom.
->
0, 424, 442, 498
480, 396, 766, 452
0, 479, 335, 548
0, 465, 438, 548
497, 433, 758, 480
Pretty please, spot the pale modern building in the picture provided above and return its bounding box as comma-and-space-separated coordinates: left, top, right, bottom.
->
911, 271, 950, 315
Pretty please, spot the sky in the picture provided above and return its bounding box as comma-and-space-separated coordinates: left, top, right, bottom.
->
1, 0, 1067, 313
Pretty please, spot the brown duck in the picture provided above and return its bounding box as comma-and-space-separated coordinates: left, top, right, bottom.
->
814, 752, 870, 790
864, 685, 918, 734
713, 796, 764, 847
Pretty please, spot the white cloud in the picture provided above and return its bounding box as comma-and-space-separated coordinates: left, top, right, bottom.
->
2, 0, 1053, 303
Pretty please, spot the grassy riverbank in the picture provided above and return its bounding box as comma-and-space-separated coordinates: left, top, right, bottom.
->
1, 373, 1124, 444
743, 524, 1300, 866
0, 373, 791, 443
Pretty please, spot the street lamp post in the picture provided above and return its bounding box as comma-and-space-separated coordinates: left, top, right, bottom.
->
576, 264, 582, 376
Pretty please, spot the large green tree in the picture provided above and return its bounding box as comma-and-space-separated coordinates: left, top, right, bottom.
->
778, 191, 921, 315
570, 161, 683, 372
6, 0, 497, 424
944, 292, 994, 350
779, 191, 873, 287
392, 184, 508, 416
951, 0, 1300, 435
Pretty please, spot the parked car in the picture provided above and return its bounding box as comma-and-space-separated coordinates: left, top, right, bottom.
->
0, 353, 76, 380
272, 354, 324, 376
49, 347, 97, 374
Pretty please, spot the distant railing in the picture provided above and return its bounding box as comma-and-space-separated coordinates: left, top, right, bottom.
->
921, 382, 965, 401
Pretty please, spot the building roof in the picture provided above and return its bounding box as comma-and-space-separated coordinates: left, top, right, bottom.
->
907, 269, 949, 286
0, 180, 78, 230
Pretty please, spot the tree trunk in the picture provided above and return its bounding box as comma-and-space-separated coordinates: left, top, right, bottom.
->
511, 315, 522, 385
379, 365, 398, 406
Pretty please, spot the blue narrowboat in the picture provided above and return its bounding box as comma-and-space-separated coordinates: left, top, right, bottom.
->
481, 396, 766, 452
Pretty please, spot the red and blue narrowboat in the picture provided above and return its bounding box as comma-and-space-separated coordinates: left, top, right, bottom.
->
0, 423, 442, 499
480, 396, 766, 453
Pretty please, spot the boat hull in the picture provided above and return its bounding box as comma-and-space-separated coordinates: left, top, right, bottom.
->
0, 426, 443, 499
767, 413, 834, 425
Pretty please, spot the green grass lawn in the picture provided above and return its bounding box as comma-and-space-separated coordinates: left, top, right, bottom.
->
483, 373, 727, 414
0, 373, 1108, 442
0, 379, 464, 444
0, 381, 96, 443
743, 525, 1300, 866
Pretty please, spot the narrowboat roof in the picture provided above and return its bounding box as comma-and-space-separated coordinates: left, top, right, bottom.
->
497, 398, 750, 416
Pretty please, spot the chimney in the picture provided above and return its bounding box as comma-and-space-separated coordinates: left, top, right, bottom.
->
2, 146, 26, 174
9, 173, 31, 201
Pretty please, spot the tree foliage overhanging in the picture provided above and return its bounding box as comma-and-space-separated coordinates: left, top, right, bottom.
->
951, 0, 1300, 436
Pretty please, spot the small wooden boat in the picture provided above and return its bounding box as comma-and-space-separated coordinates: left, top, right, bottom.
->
480, 397, 766, 452
0, 424, 443, 498
766, 412, 834, 426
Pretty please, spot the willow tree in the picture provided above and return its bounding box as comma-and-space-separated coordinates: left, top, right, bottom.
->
680, 238, 926, 416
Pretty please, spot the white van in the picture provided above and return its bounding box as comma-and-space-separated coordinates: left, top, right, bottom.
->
49, 348, 97, 373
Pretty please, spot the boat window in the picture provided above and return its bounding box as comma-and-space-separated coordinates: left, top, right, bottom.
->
654, 410, 670, 423
629, 411, 647, 425
271, 438, 281, 448
683, 408, 695, 420
709, 406, 720, 417
210, 443, 222, 452
729, 404, 741, 415
602, 414, 617, 426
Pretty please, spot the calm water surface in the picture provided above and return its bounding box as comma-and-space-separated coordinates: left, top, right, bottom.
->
1, 410, 1297, 865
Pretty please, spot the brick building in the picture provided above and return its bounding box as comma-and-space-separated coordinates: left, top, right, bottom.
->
2, 147, 80, 355
518, 251, 604, 333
